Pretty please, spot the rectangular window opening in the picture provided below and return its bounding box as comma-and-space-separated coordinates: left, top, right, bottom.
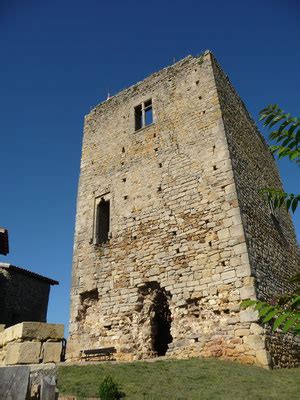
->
134, 99, 153, 131
134, 104, 142, 131
96, 198, 110, 244
145, 106, 153, 126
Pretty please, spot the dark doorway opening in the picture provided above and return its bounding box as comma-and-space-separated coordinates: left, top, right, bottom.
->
138, 282, 173, 357
152, 288, 173, 356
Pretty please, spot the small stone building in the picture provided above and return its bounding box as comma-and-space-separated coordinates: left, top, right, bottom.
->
0, 263, 58, 327
68, 51, 299, 367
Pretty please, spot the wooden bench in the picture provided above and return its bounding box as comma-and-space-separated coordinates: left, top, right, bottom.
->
80, 347, 116, 361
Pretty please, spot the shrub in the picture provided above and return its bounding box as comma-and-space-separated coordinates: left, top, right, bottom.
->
98, 375, 124, 400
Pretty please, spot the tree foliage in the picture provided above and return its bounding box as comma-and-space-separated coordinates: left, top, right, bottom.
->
241, 297, 300, 334
241, 104, 300, 334
259, 104, 299, 214
259, 104, 300, 163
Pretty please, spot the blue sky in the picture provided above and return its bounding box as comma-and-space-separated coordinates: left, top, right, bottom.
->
0, 0, 299, 334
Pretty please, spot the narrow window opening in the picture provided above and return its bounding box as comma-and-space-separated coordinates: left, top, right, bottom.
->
134, 104, 142, 131
124, 195, 128, 200
134, 99, 153, 131
144, 99, 153, 126
122, 178, 126, 182
209, 241, 212, 247
196, 80, 199, 85
122, 147, 125, 153
158, 186, 162, 192
213, 165, 217, 171
159, 163, 163, 168
96, 198, 110, 244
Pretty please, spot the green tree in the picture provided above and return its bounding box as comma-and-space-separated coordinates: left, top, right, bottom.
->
241, 104, 300, 334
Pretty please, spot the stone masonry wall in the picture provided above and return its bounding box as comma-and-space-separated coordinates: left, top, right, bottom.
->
0, 269, 50, 327
68, 51, 298, 367
211, 55, 300, 367
69, 53, 263, 366
0, 322, 64, 365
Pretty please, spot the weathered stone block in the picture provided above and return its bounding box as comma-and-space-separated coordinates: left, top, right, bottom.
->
256, 349, 271, 368
2, 322, 64, 346
218, 228, 230, 240
42, 342, 62, 363
250, 323, 264, 335
3, 323, 23, 344
240, 310, 259, 323
240, 286, 256, 300
236, 264, 251, 278
244, 334, 265, 350
234, 328, 250, 337
5, 342, 41, 365
21, 322, 64, 341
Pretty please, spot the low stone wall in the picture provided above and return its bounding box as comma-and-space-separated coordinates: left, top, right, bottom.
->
0, 322, 64, 365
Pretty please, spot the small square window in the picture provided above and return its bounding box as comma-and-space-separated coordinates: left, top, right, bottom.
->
134, 99, 153, 131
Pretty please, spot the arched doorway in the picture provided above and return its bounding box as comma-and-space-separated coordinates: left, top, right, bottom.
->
152, 287, 173, 356
138, 282, 173, 356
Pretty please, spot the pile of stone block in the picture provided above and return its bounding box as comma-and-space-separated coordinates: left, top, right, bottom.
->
0, 322, 64, 365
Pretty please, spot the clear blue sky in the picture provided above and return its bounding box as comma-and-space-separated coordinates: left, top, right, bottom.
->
0, 0, 299, 335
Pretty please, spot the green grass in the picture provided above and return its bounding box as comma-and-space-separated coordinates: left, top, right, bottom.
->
58, 358, 300, 399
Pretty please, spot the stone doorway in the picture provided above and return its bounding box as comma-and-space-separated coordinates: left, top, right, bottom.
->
138, 282, 173, 357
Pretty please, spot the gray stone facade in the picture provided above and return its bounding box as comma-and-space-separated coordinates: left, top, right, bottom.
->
0, 263, 58, 327
68, 51, 299, 367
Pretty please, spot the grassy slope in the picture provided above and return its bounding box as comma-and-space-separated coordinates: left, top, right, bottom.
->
58, 358, 300, 400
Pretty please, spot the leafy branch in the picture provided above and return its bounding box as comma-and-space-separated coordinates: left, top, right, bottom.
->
241, 298, 300, 334
259, 104, 300, 163
241, 104, 300, 334
259, 104, 299, 214
260, 188, 300, 214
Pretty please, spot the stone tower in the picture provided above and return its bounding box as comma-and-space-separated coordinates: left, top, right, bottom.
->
68, 51, 299, 368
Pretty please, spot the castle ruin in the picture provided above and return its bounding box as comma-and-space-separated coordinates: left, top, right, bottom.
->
68, 51, 299, 368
